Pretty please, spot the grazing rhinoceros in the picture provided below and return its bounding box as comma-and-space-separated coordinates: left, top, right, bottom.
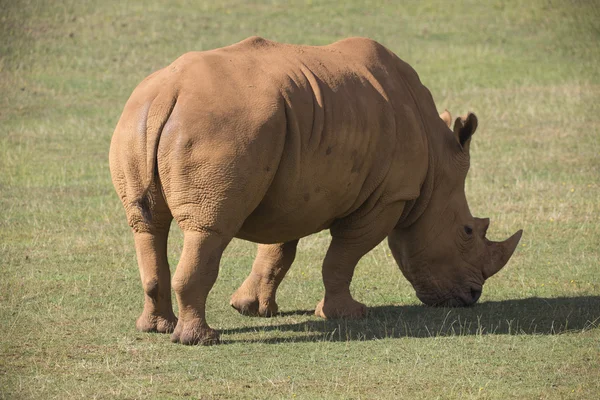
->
109, 37, 522, 345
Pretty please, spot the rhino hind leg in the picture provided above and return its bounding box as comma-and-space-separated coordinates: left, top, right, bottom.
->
230, 240, 299, 317
130, 186, 177, 334
133, 229, 178, 334
170, 230, 231, 345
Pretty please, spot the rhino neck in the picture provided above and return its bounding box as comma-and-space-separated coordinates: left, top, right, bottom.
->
396, 143, 437, 229
396, 118, 456, 229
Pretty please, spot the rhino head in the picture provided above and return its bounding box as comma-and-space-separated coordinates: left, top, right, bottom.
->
388, 111, 523, 307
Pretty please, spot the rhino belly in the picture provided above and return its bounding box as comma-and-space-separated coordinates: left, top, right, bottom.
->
236, 165, 369, 243
236, 194, 338, 244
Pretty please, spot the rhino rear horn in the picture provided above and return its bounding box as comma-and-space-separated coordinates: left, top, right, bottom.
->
483, 229, 523, 279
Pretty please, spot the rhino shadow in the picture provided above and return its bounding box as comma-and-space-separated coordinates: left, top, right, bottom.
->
221, 296, 600, 343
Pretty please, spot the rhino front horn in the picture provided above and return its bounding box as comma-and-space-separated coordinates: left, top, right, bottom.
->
483, 230, 523, 279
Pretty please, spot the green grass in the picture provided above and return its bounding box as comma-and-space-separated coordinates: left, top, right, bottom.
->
1, 0, 599, 398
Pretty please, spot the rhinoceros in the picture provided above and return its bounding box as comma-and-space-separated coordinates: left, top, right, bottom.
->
109, 36, 522, 345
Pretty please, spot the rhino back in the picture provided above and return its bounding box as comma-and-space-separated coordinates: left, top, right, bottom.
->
142, 37, 431, 242
234, 38, 431, 242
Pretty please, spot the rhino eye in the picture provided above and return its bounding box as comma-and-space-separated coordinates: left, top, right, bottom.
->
464, 225, 473, 235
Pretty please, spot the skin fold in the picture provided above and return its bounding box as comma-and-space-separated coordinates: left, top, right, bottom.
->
109, 37, 522, 345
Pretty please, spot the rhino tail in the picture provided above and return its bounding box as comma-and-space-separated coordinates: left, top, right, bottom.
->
136, 88, 178, 223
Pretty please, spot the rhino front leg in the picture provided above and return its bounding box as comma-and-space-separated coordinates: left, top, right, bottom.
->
314, 237, 370, 319
133, 227, 177, 334
230, 240, 299, 317
315, 205, 405, 319
170, 230, 231, 345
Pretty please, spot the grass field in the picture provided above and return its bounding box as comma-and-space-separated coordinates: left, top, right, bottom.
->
1, 0, 599, 398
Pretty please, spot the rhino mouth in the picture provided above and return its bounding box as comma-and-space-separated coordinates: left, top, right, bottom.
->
416, 286, 482, 307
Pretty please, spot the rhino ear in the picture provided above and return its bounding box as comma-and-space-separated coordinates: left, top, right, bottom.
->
453, 113, 478, 152
439, 110, 452, 128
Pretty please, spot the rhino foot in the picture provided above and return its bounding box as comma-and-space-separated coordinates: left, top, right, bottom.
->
136, 311, 178, 334
230, 292, 278, 317
230, 277, 279, 317
170, 319, 220, 346
314, 296, 367, 319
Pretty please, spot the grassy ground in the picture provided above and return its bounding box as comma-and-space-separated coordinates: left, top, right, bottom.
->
1, 0, 599, 398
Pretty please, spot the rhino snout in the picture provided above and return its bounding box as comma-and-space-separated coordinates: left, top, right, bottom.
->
417, 286, 483, 307
469, 287, 482, 304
